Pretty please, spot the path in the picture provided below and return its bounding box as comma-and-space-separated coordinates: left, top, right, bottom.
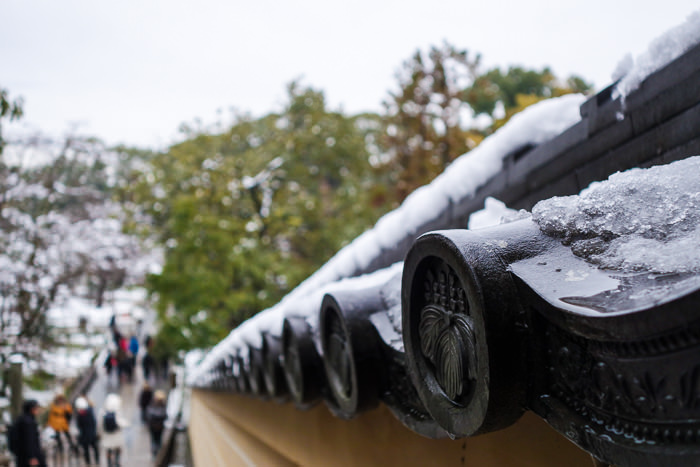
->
80, 320, 168, 466
86, 363, 154, 467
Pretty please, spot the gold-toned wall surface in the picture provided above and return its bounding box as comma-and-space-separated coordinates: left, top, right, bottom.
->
189, 389, 593, 466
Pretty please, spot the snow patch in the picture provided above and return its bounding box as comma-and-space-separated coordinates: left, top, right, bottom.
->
614, 10, 700, 98
532, 156, 700, 273
468, 197, 530, 230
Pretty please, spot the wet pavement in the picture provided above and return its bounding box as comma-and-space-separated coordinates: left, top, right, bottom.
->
50, 320, 170, 467
54, 357, 171, 467
89, 364, 159, 466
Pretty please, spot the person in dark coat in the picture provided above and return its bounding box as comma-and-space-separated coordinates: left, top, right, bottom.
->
104, 349, 118, 385
74, 396, 99, 466
138, 383, 153, 422
13, 399, 46, 467
146, 390, 168, 457
159, 356, 169, 381
112, 328, 121, 348
142, 352, 154, 381
116, 347, 130, 384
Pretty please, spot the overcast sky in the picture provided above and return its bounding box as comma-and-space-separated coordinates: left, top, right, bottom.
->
2, 1, 698, 149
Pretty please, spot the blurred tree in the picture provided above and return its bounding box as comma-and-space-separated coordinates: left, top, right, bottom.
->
0, 135, 145, 364
0, 88, 23, 155
382, 42, 484, 202
121, 54, 593, 355
465, 66, 592, 130
140, 82, 388, 351
381, 46, 593, 204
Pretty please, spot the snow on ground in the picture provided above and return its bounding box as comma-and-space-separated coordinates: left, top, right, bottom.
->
47, 288, 148, 330
2, 287, 151, 410
47, 297, 110, 329
614, 9, 700, 98
532, 156, 700, 273
42, 347, 96, 378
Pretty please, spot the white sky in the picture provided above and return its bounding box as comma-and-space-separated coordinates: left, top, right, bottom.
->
1, 0, 698, 149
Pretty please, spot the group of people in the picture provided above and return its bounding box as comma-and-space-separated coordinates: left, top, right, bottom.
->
138, 385, 169, 458
104, 332, 167, 387
10, 390, 169, 467
95, 390, 167, 466
104, 332, 140, 384
10, 320, 170, 466
10, 393, 98, 467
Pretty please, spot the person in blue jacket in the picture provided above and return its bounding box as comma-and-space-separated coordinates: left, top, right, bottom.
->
128, 335, 140, 381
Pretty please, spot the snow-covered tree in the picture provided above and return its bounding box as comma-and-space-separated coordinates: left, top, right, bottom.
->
0, 136, 147, 357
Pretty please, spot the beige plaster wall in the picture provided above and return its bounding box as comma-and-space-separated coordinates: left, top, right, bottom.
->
189, 389, 593, 466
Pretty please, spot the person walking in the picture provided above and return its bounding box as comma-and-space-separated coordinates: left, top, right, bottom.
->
127, 335, 139, 382
112, 328, 122, 348
142, 351, 154, 382
100, 393, 129, 467
128, 334, 139, 366
74, 396, 99, 466
12, 399, 46, 467
118, 335, 128, 354
159, 355, 169, 381
116, 346, 130, 384
138, 383, 154, 422
104, 348, 118, 386
146, 390, 168, 458
46, 394, 77, 457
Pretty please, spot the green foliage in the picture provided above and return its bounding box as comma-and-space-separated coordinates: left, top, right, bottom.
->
23, 368, 55, 390
380, 45, 593, 203
0, 88, 23, 155
110, 48, 594, 356
465, 66, 593, 122
382, 42, 484, 202
141, 82, 388, 352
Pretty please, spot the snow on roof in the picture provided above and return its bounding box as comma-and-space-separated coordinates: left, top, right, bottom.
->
189, 262, 405, 384
188, 94, 585, 384
268, 93, 583, 314
192, 9, 700, 382
532, 156, 700, 273
614, 9, 700, 99
468, 197, 530, 230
